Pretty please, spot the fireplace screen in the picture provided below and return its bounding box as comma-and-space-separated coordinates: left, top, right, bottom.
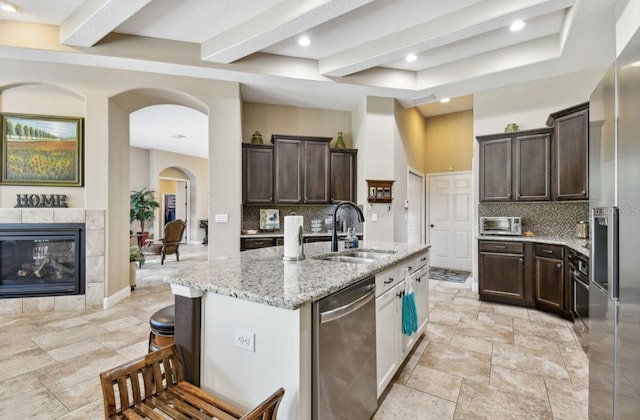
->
0, 223, 85, 298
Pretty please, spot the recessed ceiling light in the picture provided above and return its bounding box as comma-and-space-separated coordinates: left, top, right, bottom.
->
405, 53, 417, 63
510, 20, 526, 31
0, 1, 20, 12
440, 97, 450, 103
298, 36, 311, 47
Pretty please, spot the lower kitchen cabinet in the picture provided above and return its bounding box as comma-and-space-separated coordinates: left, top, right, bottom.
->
478, 241, 533, 307
375, 252, 429, 398
534, 244, 566, 316
478, 240, 573, 318
240, 237, 274, 251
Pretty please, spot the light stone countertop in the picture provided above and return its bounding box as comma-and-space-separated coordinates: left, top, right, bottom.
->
165, 241, 430, 310
477, 235, 590, 258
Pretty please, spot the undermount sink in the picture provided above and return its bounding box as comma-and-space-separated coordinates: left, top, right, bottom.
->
343, 250, 395, 260
314, 249, 396, 264
316, 255, 377, 264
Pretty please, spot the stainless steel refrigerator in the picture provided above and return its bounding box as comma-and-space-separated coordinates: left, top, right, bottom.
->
589, 26, 640, 419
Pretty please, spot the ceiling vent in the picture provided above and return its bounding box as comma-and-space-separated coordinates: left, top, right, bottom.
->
410, 93, 437, 105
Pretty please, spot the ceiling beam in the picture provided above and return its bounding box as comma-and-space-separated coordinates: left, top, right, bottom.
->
60, 0, 152, 47
201, 0, 374, 64
318, 0, 575, 77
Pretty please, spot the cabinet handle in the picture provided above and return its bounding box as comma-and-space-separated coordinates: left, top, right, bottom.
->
416, 277, 421, 283
407, 266, 413, 271
542, 249, 553, 254
384, 278, 394, 284
495, 245, 507, 249
508, 193, 512, 198
519, 258, 524, 262
254, 241, 264, 245
557, 263, 562, 268
581, 190, 586, 195
396, 290, 405, 298
421, 257, 427, 262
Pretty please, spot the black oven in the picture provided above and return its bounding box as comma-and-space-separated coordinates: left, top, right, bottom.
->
568, 249, 589, 330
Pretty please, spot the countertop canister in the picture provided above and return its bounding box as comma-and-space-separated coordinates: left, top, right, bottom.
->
576, 221, 589, 239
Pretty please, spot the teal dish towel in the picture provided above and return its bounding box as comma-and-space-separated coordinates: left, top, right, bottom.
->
402, 291, 418, 335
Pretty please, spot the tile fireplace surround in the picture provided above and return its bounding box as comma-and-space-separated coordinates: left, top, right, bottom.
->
0, 209, 105, 314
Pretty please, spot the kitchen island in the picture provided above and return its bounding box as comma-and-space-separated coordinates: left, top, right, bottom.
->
165, 241, 430, 420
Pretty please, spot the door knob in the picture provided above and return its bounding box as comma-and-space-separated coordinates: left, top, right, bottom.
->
430, 224, 435, 228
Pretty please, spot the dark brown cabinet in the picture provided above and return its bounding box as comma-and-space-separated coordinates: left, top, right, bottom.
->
330, 149, 357, 203
303, 140, 330, 203
273, 136, 304, 203
534, 244, 565, 315
242, 144, 274, 204
240, 237, 275, 251
478, 240, 573, 318
272, 135, 331, 204
515, 132, 551, 201
547, 102, 589, 201
478, 136, 512, 201
478, 241, 533, 307
478, 128, 552, 202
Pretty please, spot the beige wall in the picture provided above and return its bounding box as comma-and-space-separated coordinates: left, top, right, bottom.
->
242, 102, 351, 147
0, 58, 242, 302
424, 110, 473, 173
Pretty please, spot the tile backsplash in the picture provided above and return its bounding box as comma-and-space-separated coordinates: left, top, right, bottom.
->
478, 201, 589, 238
242, 204, 363, 234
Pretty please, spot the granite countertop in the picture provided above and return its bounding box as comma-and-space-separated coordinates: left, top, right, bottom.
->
477, 235, 590, 258
165, 241, 430, 310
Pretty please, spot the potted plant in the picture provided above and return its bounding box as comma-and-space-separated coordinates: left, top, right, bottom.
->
129, 246, 145, 290
130, 188, 160, 245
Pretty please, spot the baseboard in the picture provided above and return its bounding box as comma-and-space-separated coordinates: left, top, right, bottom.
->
103, 285, 131, 309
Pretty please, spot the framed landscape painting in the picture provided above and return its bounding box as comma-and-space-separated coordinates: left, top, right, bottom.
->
1, 113, 84, 186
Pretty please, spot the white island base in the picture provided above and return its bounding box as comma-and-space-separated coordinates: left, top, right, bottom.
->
201, 292, 312, 420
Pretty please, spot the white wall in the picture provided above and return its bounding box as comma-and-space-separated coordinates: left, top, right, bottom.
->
147, 148, 208, 243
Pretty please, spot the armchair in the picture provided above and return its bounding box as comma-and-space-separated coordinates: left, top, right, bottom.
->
149, 219, 186, 265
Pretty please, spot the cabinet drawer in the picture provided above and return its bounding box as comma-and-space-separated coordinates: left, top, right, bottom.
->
375, 267, 400, 297
242, 238, 274, 250
535, 244, 563, 259
479, 241, 523, 254
413, 252, 429, 269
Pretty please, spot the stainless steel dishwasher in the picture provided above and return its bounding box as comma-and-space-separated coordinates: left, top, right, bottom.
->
312, 276, 377, 420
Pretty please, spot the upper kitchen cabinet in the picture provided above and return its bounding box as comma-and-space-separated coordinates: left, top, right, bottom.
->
272, 134, 331, 204
546, 102, 589, 201
330, 149, 357, 203
477, 128, 552, 202
478, 135, 511, 201
242, 144, 273, 204
514, 131, 551, 201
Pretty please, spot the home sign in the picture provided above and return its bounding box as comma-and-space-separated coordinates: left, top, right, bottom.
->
14, 194, 68, 208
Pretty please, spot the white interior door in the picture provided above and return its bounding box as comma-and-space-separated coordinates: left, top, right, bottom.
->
428, 172, 472, 270
175, 180, 189, 244
407, 170, 424, 244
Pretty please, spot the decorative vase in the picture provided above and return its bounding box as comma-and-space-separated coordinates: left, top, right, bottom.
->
335, 132, 346, 149
251, 131, 263, 144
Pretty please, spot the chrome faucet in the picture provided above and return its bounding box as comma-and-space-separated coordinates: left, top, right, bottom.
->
331, 201, 365, 252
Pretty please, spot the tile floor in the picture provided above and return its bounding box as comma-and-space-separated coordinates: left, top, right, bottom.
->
0, 246, 588, 419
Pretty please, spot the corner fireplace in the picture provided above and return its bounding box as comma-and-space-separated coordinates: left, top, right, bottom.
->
0, 223, 85, 299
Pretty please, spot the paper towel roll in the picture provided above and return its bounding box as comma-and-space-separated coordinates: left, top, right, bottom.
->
283, 215, 305, 261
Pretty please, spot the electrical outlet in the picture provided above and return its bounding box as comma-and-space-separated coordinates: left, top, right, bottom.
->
234, 328, 255, 352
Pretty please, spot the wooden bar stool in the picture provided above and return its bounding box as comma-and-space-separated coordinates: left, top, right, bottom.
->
100, 343, 284, 419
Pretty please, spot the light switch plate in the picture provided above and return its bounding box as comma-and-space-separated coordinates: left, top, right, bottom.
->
371, 213, 378, 222
214, 214, 228, 223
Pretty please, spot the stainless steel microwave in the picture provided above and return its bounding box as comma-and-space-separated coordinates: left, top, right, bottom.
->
480, 216, 522, 236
